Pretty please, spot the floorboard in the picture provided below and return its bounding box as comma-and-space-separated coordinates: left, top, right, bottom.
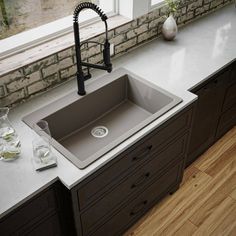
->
174, 220, 197, 236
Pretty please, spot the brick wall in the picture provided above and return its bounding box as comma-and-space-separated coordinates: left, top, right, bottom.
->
0, 0, 233, 107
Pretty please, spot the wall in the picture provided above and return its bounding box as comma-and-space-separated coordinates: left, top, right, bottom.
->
0, 0, 233, 107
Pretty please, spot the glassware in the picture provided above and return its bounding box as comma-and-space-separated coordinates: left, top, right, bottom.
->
32, 120, 55, 164
0, 107, 21, 161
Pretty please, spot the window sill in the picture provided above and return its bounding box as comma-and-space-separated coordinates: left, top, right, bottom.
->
0, 15, 131, 77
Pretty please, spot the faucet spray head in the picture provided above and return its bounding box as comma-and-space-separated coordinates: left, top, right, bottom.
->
73, 2, 107, 23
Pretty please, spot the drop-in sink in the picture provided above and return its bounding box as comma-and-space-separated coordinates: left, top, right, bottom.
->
23, 68, 182, 169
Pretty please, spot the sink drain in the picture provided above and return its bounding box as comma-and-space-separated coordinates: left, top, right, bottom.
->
91, 126, 108, 138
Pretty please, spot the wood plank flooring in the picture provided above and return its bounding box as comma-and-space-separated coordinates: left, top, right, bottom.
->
124, 126, 236, 236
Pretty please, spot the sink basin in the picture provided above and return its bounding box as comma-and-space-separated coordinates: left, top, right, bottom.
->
23, 68, 182, 169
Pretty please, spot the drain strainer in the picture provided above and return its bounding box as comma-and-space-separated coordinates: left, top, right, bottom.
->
91, 126, 108, 138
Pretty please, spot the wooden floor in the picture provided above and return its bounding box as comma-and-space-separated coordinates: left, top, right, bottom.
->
124, 126, 236, 236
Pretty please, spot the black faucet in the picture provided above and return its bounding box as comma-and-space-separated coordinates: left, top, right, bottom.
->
73, 2, 112, 95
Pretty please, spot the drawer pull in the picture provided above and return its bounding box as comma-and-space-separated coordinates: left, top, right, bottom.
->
132, 145, 152, 161
131, 172, 150, 189
130, 200, 148, 216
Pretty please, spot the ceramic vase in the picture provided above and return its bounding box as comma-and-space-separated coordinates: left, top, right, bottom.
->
162, 15, 178, 41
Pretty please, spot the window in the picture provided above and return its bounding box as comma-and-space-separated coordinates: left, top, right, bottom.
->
0, 0, 165, 60
0, 0, 117, 39
0, 0, 117, 59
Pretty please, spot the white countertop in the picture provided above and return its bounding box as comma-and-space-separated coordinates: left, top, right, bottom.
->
0, 4, 235, 219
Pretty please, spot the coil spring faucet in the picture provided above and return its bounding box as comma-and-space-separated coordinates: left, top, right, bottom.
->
73, 2, 112, 95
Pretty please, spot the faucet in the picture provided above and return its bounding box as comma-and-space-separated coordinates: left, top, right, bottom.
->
73, 2, 112, 95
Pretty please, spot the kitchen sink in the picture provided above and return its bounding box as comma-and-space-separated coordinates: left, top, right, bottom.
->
23, 68, 182, 169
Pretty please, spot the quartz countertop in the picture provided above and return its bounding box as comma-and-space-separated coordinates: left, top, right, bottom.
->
0, 4, 235, 219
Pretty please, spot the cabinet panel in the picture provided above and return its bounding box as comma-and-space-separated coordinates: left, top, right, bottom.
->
222, 82, 236, 112
0, 182, 74, 236
81, 135, 188, 235
16, 213, 62, 236
90, 163, 183, 236
0, 187, 57, 236
216, 101, 236, 138
215, 62, 236, 139
77, 107, 193, 210
187, 69, 230, 166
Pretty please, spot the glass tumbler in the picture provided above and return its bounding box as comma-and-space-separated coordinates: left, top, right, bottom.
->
0, 107, 21, 161
32, 120, 53, 164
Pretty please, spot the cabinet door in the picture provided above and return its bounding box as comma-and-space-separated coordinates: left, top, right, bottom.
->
187, 69, 229, 166
0, 187, 58, 236
221, 64, 236, 112
0, 182, 74, 236
216, 62, 236, 138
16, 214, 62, 236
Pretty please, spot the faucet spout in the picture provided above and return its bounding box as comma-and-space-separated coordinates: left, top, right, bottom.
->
73, 2, 112, 95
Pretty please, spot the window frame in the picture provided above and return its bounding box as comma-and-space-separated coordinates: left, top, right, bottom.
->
0, 0, 166, 60
149, 0, 165, 11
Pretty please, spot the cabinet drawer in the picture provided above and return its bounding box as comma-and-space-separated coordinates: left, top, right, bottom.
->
0, 188, 57, 236
81, 134, 187, 235
77, 107, 193, 210
90, 163, 182, 236
222, 82, 236, 112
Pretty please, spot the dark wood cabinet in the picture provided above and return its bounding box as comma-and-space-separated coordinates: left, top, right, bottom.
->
16, 213, 62, 236
81, 135, 188, 235
187, 60, 236, 166
90, 163, 183, 236
71, 105, 194, 236
0, 182, 75, 236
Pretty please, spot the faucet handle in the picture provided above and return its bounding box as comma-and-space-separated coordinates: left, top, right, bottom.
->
103, 40, 112, 72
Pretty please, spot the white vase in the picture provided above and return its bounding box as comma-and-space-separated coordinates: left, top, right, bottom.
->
162, 15, 178, 41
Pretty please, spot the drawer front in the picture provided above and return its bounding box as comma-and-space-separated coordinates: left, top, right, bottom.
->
216, 103, 236, 139
222, 82, 236, 112
90, 163, 182, 236
0, 188, 57, 236
77, 107, 193, 210
81, 134, 188, 235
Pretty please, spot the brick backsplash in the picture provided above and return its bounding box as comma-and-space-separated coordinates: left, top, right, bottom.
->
0, 0, 233, 107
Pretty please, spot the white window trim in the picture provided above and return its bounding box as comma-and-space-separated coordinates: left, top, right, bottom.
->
0, 1, 118, 60
118, 0, 165, 20
149, 0, 166, 11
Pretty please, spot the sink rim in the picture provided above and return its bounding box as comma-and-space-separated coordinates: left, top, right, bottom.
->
23, 68, 182, 169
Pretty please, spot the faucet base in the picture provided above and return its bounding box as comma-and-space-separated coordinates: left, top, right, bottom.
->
78, 90, 86, 96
